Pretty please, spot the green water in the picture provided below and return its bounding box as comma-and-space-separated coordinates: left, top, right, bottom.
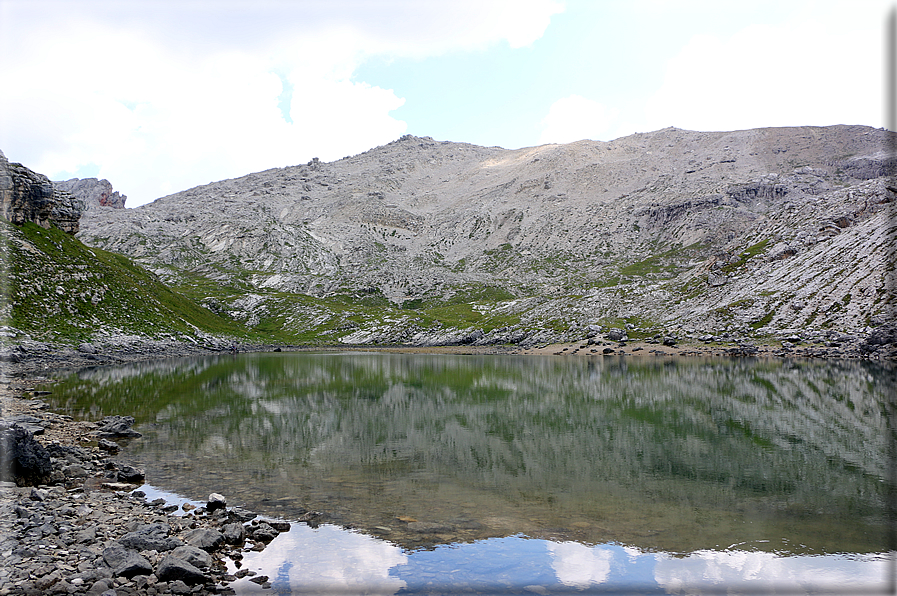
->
46, 353, 894, 556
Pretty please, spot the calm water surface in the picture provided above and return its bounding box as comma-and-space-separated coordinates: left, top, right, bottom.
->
46, 353, 895, 594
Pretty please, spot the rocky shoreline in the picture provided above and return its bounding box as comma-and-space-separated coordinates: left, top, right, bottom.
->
0, 379, 294, 596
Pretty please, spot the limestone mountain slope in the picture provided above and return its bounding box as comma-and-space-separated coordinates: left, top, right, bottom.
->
77, 125, 896, 347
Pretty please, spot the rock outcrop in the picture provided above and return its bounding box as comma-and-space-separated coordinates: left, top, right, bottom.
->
0, 150, 84, 234
54, 177, 126, 210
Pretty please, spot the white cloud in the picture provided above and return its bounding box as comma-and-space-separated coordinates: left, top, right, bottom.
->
0, 0, 563, 206
539, 95, 618, 144
642, 16, 884, 133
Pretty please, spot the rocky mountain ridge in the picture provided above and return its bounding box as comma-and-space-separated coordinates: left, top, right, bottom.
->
54, 178, 127, 210
75, 125, 896, 349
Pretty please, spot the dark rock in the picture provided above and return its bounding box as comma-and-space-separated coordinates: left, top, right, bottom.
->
102, 543, 133, 568
861, 323, 897, 351
207, 492, 226, 510
0, 151, 85, 234
182, 527, 224, 551
170, 545, 212, 569
116, 465, 145, 484
155, 555, 209, 585
662, 336, 678, 347
3, 415, 45, 435
0, 423, 52, 485
606, 328, 626, 341
95, 415, 142, 439
221, 522, 246, 545
97, 439, 120, 453
269, 520, 291, 532
249, 523, 279, 543
113, 552, 153, 579
63, 464, 88, 478
118, 523, 183, 552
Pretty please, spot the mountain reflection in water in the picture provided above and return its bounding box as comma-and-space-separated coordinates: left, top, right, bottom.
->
46, 352, 895, 593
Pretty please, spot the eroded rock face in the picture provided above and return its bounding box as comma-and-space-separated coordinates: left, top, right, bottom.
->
54, 177, 127, 210
0, 149, 84, 234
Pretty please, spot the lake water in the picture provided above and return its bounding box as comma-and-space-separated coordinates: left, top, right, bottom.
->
46, 352, 895, 594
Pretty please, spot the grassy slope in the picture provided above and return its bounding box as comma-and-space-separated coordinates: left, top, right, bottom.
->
1, 220, 251, 344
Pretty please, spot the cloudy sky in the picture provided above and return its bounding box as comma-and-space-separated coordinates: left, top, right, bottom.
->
0, 0, 892, 207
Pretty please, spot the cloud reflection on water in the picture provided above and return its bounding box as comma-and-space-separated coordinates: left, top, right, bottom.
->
231, 524, 407, 595
230, 524, 890, 594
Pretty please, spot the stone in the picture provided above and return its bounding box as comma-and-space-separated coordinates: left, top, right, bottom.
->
113, 552, 153, 579
221, 522, 246, 545
155, 555, 208, 585
182, 527, 224, 551
606, 329, 626, 341
0, 423, 52, 485
95, 416, 142, 439
206, 493, 226, 510
249, 523, 278, 543
170, 545, 211, 569
118, 524, 182, 552
116, 465, 145, 484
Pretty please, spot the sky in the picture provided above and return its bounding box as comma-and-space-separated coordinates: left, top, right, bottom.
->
0, 0, 893, 207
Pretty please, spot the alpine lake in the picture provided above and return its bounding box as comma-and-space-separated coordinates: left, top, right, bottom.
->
44, 351, 895, 595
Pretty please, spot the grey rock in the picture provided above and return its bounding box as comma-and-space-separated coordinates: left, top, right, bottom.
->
221, 522, 246, 544
0, 152, 84, 234
170, 545, 212, 569
113, 552, 153, 579
118, 523, 182, 552
182, 527, 224, 551
155, 554, 208, 585
95, 415, 142, 439
606, 329, 626, 341
98, 439, 120, 453
54, 177, 127, 210
249, 522, 279, 543
63, 464, 88, 478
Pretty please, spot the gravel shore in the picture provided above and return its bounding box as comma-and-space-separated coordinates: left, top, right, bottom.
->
0, 377, 291, 596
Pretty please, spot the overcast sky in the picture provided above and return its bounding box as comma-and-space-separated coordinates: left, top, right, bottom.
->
0, 0, 892, 207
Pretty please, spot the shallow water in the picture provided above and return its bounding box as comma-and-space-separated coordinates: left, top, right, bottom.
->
46, 352, 896, 593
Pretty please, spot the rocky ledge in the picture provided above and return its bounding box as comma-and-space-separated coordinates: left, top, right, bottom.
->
0, 385, 293, 596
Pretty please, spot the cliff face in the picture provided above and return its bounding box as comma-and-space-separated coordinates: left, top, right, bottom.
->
54, 178, 126, 210
0, 150, 84, 234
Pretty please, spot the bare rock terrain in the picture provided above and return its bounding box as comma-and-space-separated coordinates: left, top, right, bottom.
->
54, 178, 127, 211
76, 125, 896, 350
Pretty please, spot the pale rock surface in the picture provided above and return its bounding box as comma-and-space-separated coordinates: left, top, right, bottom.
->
76, 126, 897, 344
